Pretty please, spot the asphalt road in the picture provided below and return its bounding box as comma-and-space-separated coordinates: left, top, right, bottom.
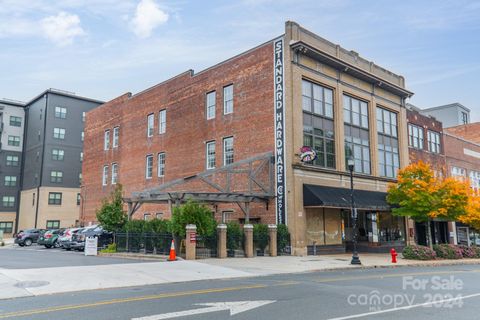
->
0, 245, 149, 269
1, 264, 480, 320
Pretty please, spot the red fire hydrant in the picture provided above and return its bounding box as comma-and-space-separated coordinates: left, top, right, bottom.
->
391, 248, 398, 263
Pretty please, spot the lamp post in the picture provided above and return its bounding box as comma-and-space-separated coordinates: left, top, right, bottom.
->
348, 156, 361, 265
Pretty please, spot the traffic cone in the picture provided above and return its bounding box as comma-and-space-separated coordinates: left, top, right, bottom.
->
168, 239, 176, 261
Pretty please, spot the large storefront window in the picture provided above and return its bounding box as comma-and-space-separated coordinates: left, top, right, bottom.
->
302, 79, 335, 169
344, 211, 405, 244
377, 107, 399, 178
305, 208, 342, 246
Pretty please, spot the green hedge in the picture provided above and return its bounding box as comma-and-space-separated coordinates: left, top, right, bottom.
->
277, 224, 290, 253
122, 219, 171, 234
402, 245, 436, 260
253, 224, 269, 251
226, 222, 243, 251
433, 244, 463, 259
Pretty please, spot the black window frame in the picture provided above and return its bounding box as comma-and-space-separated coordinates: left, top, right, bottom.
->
48, 192, 62, 205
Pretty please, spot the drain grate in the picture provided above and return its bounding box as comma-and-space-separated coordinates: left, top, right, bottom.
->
14, 281, 50, 288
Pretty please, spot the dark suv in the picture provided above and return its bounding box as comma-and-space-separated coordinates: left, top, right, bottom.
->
14, 229, 45, 246
71, 226, 113, 251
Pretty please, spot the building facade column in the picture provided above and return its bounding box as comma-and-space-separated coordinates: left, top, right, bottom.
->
244, 224, 254, 258
185, 224, 197, 260
217, 224, 227, 258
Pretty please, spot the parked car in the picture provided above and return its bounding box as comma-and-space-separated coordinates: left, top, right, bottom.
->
71, 225, 113, 251
58, 228, 81, 249
61, 228, 84, 251
38, 229, 65, 248
14, 229, 45, 246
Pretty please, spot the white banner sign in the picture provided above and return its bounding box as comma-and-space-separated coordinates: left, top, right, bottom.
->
85, 236, 98, 256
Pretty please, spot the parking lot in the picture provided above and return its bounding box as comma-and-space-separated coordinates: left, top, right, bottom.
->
0, 244, 148, 269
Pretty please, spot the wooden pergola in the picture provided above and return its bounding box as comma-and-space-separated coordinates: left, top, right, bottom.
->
123, 152, 275, 223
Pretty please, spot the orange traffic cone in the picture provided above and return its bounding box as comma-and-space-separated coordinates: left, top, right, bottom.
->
168, 239, 176, 261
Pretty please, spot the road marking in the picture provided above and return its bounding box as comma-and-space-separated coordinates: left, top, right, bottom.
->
0, 284, 270, 319
315, 269, 480, 283
132, 300, 276, 319
325, 292, 480, 320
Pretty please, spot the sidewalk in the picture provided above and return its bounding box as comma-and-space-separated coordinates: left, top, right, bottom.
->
1, 253, 480, 300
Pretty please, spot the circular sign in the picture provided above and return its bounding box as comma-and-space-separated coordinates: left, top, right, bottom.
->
300, 146, 317, 162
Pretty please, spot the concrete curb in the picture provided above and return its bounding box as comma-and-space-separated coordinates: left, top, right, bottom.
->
98, 252, 184, 261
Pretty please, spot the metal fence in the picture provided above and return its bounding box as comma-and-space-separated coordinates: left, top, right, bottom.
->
277, 232, 291, 256
115, 232, 173, 255
195, 234, 217, 259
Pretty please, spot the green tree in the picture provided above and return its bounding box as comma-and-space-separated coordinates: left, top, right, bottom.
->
387, 161, 469, 249
171, 201, 216, 237
96, 184, 127, 232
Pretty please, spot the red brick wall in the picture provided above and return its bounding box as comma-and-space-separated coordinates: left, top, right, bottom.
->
444, 133, 480, 179
406, 109, 446, 174
81, 42, 276, 225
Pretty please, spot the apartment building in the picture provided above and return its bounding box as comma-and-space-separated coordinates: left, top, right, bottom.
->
17, 89, 103, 231
0, 99, 25, 236
420, 103, 470, 128
82, 21, 413, 255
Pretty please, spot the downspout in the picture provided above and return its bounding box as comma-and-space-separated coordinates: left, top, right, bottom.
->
34, 94, 48, 228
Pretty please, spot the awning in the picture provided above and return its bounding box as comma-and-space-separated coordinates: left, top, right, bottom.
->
303, 184, 390, 211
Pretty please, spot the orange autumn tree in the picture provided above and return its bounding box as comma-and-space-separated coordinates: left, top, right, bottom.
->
387, 161, 470, 248
458, 190, 480, 230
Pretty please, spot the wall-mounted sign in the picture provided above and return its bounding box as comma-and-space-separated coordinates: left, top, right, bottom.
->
299, 146, 317, 162
189, 233, 196, 243
273, 37, 286, 225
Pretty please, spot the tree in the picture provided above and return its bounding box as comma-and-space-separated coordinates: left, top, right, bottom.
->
458, 191, 480, 230
387, 161, 470, 248
170, 201, 216, 237
96, 184, 127, 232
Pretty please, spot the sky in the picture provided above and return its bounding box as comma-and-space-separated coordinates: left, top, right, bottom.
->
1, 0, 479, 119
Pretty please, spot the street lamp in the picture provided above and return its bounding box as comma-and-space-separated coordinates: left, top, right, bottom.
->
348, 156, 361, 265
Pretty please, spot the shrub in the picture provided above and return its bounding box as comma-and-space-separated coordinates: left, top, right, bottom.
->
96, 184, 127, 232
253, 224, 269, 252
457, 245, 476, 258
226, 222, 243, 251
171, 201, 216, 237
100, 243, 117, 253
402, 245, 436, 260
145, 219, 172, 234
277, 224, 290, 253
471, 246, 480, 258
123, 219, 147, 233
433, 244, 463, 259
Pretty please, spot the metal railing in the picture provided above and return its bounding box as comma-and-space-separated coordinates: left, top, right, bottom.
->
115, 232, 173, 255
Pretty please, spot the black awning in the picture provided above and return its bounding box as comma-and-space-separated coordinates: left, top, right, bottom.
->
303, 184, 390, 211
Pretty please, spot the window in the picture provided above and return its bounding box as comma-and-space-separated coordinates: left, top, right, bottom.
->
50, 171, 63, 183
156, 213, 163, 219
470, 171, 480, 192
113, 127, 119, 148
77, 193, 81, 206
159, 110, 166, 134
111, 163, 118, 184
79, 173, 82, 184
53, 127, 65, 139
2, 196, 15, 208
451, 167, 466, 181
146, 155, 153, 179
7, 136, 20, 146
427, 130, 441, 154
104, 130, 110, 150
143, 213, 151, 221
223, 137, 234, 166
302, 79, 334, 118
6, 155, 19, 166
48, 193, 62, 205
408, 124, 424, 149
461, 111, 468, 125
54, 107, 67, 119
81, 131, 84, 141
4, 176, 17, 187
0, 222, 13, 233
147, 114, 154, 137
82, 111, 86, 122
377, 107, 399, 178
206, 141, 216, 169
157, 153, 165, 177
102, 165, 108, 186
344, 95, 370, 174
223, 85, 233, 114
80, 152, 83, 162
302, 80, 335, 169
46, 220, 60, 229
52, 149, 64, 161
206, 91, 216, 119
9, 116, 21, 127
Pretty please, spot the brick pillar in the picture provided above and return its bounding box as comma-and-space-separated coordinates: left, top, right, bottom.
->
244, 224, 254, 258
217, 224, 227, 259
268, 224, 277, 257
185, 224, 196, 260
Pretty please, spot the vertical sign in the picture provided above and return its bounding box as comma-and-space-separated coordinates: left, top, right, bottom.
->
274, 37, 286, 225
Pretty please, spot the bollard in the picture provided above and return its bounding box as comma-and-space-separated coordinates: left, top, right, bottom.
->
217, 224, 227, 259
185, 224, 197, 260
268, 224, 277, 257
244, 224, 254, 258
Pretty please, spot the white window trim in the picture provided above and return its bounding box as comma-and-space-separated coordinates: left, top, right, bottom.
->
113, 127, 119, 148
223, 85, 233, 115
223, 136, 234, 166
157, 152, 165, 177
111, 163, 118, 184
206, 141, 216, 170
102, 165, 108, 186
147, 114, 154, 137
159, 110, 166, 134
104, 130, 110, 150
206, 91, 216, 120
146, 155, 153, 179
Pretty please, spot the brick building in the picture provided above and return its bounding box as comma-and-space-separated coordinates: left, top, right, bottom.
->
82, 21, 414, 255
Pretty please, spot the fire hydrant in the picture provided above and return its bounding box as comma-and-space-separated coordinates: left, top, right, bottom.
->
390, 248, 398, 263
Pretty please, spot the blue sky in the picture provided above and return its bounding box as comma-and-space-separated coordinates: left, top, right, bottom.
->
1, 0, 479, 119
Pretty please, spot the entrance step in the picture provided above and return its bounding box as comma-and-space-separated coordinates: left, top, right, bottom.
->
307, 245, 346, 255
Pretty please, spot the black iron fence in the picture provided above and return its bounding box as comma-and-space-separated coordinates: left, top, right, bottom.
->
254, 232, 270, 256
227, 232, 245, 257
277, 232, 291, 256
115, 232, 173, 255
195, 234, 217, 259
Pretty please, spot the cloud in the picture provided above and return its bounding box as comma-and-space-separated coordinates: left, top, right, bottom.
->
40, 11, 85, 46
130, 0, 168, 38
